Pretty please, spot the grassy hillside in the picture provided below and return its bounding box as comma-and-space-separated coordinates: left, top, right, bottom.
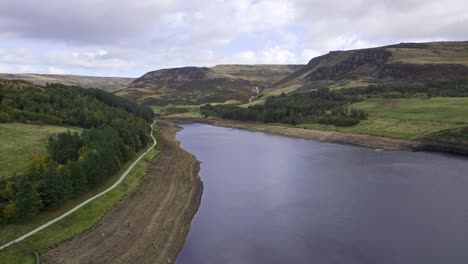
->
211, 64, 303, 86
0, 123, 81, 181
282, 96, 467, 140
0, 74, 135, 92
352, 97, 468, 123
388, 42, 468, 65
117, 64, 302, 106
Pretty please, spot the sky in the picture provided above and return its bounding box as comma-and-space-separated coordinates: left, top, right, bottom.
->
0, 0, 467, 77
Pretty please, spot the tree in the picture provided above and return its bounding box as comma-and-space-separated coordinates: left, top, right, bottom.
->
4, 181, 16, 201
2, 202, 16, 222
69, 161, 87, 195
15, 176, 42, 221
48, 131, 82, 163
0, 111, 9, 122
39, 168, 69, 209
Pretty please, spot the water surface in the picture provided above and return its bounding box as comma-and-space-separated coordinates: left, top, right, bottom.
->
176, 123, 468, 264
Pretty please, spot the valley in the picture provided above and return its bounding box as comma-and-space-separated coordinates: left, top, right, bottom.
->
2, 40, 468, 263
2, 1, 468, 263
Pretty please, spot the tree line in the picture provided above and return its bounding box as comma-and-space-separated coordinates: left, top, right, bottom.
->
0, 80, 154, 223
0, 81, 153, 125
341, 79, 468, 98
200, 79, 468, 126
200, 88, 368, 126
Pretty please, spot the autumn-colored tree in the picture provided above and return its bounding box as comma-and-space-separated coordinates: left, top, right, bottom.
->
2, 202, 16, 222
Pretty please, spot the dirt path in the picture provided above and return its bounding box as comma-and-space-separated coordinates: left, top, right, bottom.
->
42, 121, 203, 264
168, 118, 422, 151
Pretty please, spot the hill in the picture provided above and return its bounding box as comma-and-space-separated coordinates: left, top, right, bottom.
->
116, 64, 302, 106
269, 41, 468, 95
0, 73, 135, 92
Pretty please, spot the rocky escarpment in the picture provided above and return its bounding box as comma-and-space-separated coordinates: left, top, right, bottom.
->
274, 41, 468, 92
306, 49, 392, 81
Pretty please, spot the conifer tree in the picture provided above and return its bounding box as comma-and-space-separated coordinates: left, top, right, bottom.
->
16, 176, 42, 221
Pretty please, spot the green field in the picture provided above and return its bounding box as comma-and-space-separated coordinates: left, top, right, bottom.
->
152, 100, 242, 118
0, 129, 162, 264
0, 123, 81, 181
295, 97, 468, 140
156, 96, 468, 140
352, 97, 468, 123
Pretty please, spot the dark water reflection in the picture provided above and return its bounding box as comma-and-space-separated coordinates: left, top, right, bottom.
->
176, 123, 468, 264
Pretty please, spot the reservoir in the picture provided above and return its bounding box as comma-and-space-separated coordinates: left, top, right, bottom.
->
176, 123, 468, 264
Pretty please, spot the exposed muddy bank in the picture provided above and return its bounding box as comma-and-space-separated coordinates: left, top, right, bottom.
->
42, 121, 203, 264
167, 117, 468, 156
166, 117, 421, 151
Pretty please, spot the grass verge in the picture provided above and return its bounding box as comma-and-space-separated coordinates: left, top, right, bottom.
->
0, 128, 162, 264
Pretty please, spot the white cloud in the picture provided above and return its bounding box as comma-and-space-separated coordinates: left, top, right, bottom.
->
0, 0, 467, 76
46, 66, 70, 75
260, 46, 297, 64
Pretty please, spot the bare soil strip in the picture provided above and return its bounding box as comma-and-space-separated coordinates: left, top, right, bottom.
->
42, 121, 203, 264
168, 118, 422, 151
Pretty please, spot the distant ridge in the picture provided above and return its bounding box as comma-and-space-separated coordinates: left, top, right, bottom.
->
0, 73, 135, 92
117, 64, 302, 105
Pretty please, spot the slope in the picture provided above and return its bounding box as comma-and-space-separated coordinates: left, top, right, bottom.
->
268, 41, 468, 96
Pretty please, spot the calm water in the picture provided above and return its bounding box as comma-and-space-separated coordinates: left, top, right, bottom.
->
176, 123, 468, 264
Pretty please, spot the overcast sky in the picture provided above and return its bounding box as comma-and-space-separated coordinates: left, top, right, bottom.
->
0, 0, 467, 77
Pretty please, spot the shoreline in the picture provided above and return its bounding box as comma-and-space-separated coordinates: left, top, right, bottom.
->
166, 117, 468, 156
167, 117, 423, 151
42, 121, 204, 263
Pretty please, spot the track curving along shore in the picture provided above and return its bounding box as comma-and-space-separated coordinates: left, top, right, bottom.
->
42, 121, 203, 264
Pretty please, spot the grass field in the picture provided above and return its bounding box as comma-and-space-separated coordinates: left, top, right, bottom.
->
0, 123, 81, 181
294, 97, 468, 140
352, 97, 468, 123
157, 96, 468, 140
0, 129, 162, 263
153, 100, 242, 118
